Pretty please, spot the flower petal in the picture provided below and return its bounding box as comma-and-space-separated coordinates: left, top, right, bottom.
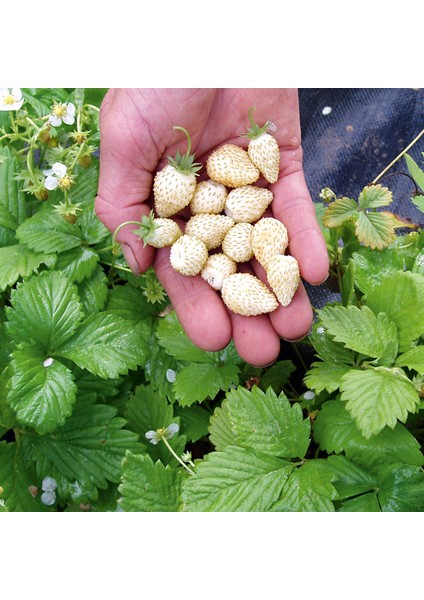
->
11, 88, 22, 101
52, 162, 67, 177
66, 103, 76, 117
166, 423, 179, 438
49, 115, 62, 127
63, 114, 75, 125
44, 175, 59, 190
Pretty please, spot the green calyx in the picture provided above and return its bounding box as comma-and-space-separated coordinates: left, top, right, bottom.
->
168, 126, 202, 176
133, 211, 160, 246
241, 107, 272, 140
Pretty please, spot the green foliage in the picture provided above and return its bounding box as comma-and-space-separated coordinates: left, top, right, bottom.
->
2, 88, 424, 513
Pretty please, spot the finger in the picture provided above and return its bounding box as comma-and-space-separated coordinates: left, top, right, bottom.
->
227, 311, 281, 367
272, 166, 329, 286
153, 247, 232, 352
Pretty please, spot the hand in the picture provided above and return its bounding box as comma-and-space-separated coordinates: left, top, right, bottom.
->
95, 88, 329, 366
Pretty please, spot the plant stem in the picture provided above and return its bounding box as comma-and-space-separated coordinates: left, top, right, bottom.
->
372, 127, 424, 184
161, 436, 195, 475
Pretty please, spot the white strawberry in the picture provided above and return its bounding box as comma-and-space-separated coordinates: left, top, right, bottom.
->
190, 180, 228, 215
169, 234, 208, 276
241, 107, 280, 184
133, 211, 183, 248
154, 126, 202, 218
221, 272, 278, 316
251, 217, 289, 268
201, 253, 237, 290
221, 222, 254, 263
206, 144, 260, 188
266, 254, 300, 306
185, 214, 234, 250
224, 186, 273, 223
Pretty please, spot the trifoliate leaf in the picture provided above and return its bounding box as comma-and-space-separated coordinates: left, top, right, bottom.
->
0, 245, 56, 292
396, 345, 424, 374
56, 312, 149, 378
354, 211, 396, 250
173, 362, 240, 406
78, 200, 110, 245
318, 305, 398, 364
259, 360, 296, 393
224, 386, 310, 459
304, 362, 352, 394
119, 452, 182, 512
208, 403, 238, 451
24, 403, 142, 490
7, 348, 77, 434
16, 209, 84, 253
77, 266, 108, 315
69, 164, 99, 204
314, 399, 424, 470
338, 492, 381, 512
309, 322, 355, 365
366, 271, 424, 351
0, 442, 50, 512
182, 446, 294, 512
322, 197, 358, 228
405, 153, 424, 191
54, 246, 99, 283
351, 248, 404, 297
357, 185, 393, 209
327, 455, 377, 500
271, 460, 337, 512
377, 464, 424, 511
340, 367, 420, 438
106, 283, 160, 320
0, 368, 16, 429
5, 270, 83, 352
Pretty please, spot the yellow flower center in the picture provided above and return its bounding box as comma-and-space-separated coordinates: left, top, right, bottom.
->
59, 176, 73, 189
52, 102, 67, 117
4, 94, 15, 105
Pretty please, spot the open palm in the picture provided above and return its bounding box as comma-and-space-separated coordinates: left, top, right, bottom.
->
95, 88, 329, 366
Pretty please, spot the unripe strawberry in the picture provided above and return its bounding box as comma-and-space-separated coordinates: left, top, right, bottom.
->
145, 218, 183, 248
251, 217, 289, 268
201, 253, 237, 290
266, 254, 300, 307
242, 107, 280, 184
221, 272, 278, 316
221, 222, 254, 263
154, 126, 202, 218
190, 180, 228, 215
169, 234, 208, 276
206, 144, 260, 188
224, 186, 273, 223
185, 214, 234, 250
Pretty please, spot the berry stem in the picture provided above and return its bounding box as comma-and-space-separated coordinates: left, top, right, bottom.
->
161, 436, 195, 475
173, 125, 192, 159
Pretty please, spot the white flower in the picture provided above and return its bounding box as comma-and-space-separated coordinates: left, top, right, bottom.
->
42, 476, 58, 492
43, 162, 73, 190
43, 357, 54, 367
145, 423, 179, 445
41, 490, 56, 506
0, 88, 24, 111
48, 102, 76, 126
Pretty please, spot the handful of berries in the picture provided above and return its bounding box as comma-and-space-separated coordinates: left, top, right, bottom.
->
129, 108, 300, 316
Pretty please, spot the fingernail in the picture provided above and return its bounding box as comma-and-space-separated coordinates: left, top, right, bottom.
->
122, 243, 140, 275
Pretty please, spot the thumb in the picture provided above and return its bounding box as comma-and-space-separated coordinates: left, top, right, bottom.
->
94, 90, 156, 274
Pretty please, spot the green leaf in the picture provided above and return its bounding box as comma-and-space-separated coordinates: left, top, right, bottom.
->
309, 322, 355, 365
78, 201, 110, 245
338, 492, 381, 512
405, 153, 424, 191
5, 271, 83, 352
54, 246, 99, 283
314, 400, 424, 470
57, 312, 149, 378
69, 164, 99, 204
340, 367, 420, 438
106, 283, 159, 321
77, 266, 108, 315
366, 271, 424, 351
208, 403, 238, 451
0, 147, 27, 230
304, 362, 352, 394
259, 360, 296, 393
156, 311, 217, 363
327, 455, 377, 500
119, 452, 182, 512
411, 194, 424, 213
182, 446, 294, 512
0, 245, 56, 292
16, 209, 84, 254
377, 464, 424, 511
318, 305, 398, 364
0, 442, 49, 511
357, 184, 393, 209
272, 460, 337, 512
7, 347, 77, 434
355, 211, 396, 250
174, 361, 240, 406
351, 248, 404, 297
173, 405, 211, 443
224, 386, 310, 459
396, 345, 424, 374
25, 403, 142, 490
322, 197, 358, 228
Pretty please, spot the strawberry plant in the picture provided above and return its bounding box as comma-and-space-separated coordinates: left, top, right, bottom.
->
1, 88, 424, 512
